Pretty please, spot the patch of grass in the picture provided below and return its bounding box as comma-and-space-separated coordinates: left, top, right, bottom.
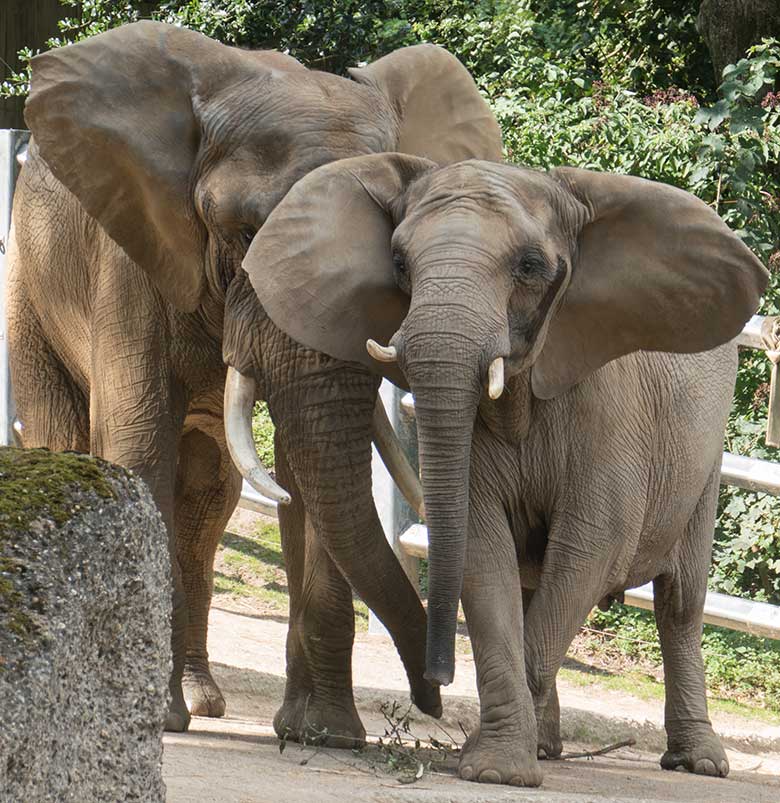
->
215, 519, 370, 629
575, 603, 780, 718
559, 662, 780, 725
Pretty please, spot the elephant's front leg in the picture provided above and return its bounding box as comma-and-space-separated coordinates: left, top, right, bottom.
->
273, 439, 364, 748
459, 496, 542, 786
268, 364, 440, 741
654, 468, 728, 777
175, 413, 243, 718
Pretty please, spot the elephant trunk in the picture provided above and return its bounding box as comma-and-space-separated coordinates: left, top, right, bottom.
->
399, 319, 490, 686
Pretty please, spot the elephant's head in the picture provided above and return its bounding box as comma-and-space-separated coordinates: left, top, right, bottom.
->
22, 20, 502, 502
241, 153, 768, 684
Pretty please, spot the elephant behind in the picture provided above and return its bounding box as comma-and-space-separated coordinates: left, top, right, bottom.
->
7, 21, 502, 737
242, 153, 768, 785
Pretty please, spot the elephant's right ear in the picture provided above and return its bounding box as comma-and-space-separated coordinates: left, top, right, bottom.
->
348, 44, 503, 164
242, 153, 434, 387
24, 21, 225, 311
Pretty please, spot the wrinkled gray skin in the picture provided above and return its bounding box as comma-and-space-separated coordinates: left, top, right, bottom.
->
248, 154, 767, 786
7, 22, 500, 737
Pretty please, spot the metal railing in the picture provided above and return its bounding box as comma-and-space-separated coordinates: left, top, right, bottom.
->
1, 127, 779, 640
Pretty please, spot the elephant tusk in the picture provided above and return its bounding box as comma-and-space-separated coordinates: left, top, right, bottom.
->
488, 357, 504, 400
366, 339, 398, 363
372, 396, 425, 520
223, 366, 291, 505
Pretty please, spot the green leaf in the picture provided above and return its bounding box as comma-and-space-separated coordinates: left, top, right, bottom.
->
730, 106, 766, 134
694, 99, 730, 131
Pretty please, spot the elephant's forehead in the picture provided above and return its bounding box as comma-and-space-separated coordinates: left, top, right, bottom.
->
411, 161, 559, 231
199, 71, 395, 159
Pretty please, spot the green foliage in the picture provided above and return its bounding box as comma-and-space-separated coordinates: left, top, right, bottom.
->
252, 402, 275, 473
589, 604, 780, 712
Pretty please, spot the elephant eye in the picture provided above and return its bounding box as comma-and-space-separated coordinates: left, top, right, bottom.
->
239, 226, 257, 250
512, 247, 549, 283
392, 251, 407, 274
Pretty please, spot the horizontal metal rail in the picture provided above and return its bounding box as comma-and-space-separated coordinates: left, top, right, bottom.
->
735, 314, 768, 349
398, 523, 780, 640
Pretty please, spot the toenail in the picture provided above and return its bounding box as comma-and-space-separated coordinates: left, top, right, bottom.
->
478, 769, 502, 784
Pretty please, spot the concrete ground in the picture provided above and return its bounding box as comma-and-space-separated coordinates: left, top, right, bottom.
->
163, 606, 780, 803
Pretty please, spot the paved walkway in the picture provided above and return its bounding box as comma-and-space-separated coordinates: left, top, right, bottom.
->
162, 607, 780, 802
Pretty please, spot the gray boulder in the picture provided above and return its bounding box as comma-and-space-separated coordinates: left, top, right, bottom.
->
0, 448, 170, 803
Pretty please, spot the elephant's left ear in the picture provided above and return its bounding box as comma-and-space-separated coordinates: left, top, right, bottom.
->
348, 44, 503, 163
241, 153, 435, 388
531, 167, 769, 399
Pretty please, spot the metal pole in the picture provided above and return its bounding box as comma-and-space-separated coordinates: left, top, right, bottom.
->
368, 379, 420, 635
0, 129, 29, 447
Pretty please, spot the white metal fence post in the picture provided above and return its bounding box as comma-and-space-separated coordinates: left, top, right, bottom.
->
368, 379, 421, 635
0, 129, 28, 447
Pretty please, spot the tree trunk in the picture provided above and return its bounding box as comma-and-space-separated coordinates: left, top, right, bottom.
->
697, 0, 780, 85
0, 1, 68, 129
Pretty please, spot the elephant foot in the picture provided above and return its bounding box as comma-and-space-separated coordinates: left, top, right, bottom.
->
537, 731, 563, 760
661, 727, 729, 777
459, 727, 543, 787
274, 694, 366, 750
165, 686, 192, 733
410, 676, 443, 719
183, 662, 226, 718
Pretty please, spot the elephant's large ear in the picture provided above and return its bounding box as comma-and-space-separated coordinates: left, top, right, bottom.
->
242, 153, 434, 388
531, 168, 769, 399
348, 44, 503, 164
24, 21, 228, 311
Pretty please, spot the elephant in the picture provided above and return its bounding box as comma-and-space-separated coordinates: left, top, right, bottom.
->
237, 152, 767, 785
6, 21, 503, 736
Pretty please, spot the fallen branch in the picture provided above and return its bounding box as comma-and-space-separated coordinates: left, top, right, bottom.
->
553, 738, 636, 761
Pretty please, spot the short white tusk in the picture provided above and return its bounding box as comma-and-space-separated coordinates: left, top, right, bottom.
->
488, 357, 504, 400
366, 339, 398, 363
224, 366, 291, 505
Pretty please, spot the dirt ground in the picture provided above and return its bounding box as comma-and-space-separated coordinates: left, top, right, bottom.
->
162, 603, 780, 803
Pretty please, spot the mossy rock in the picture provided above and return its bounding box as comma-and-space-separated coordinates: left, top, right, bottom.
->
0, 448, 118, 645
0, 447, 116, 533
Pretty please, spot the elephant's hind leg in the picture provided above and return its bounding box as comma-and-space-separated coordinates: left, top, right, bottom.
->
175, 418, 242, 718
522, 589, 563, 760
273, 440, 365, 749
654, 466, 728, 778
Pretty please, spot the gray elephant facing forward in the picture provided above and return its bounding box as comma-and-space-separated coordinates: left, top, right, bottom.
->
244, 153, 767, 785
8, 22, 502, 736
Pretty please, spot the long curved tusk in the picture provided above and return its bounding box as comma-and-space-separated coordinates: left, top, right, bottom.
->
372, 396, 425, 520
488, 357, 504, 400
366, 339, 398, 363
224, 366, 291, 505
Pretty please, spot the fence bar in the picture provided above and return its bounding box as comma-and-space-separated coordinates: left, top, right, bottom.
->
721, 451, 780, 495
623, 582, 780, 640
736, 315, 769, 350
0, 130, 28, 446
399, 524, 780, 640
